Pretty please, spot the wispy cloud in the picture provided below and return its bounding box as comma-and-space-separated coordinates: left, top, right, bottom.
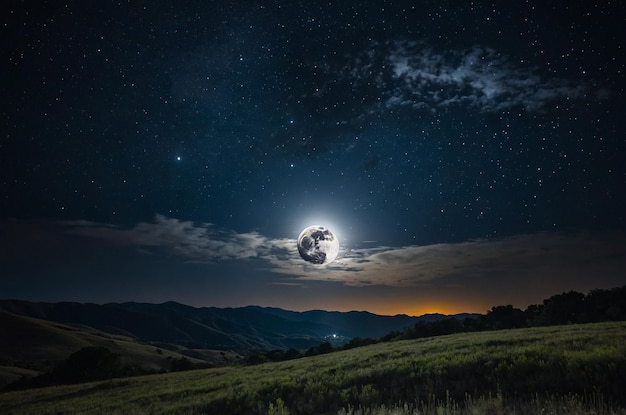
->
346, 40, 586, 113
65, 214, 295, 263
267, 232, 626, 289
57, 216, 626, 290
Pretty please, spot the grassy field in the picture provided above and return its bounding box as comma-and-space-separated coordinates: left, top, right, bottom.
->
1, 321, 625, 414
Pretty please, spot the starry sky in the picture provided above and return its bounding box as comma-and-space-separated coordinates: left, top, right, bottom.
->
1, 0, 625, 316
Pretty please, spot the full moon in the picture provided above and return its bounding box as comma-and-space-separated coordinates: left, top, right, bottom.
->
297, 225, 339, 265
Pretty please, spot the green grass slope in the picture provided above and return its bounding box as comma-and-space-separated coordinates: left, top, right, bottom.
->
1, 321, 625, 415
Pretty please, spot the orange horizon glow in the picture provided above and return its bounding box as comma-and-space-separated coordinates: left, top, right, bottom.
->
355, 298, 493, 317
300, 301, 491, 317
250, 292, 541, 318
364, 304, 488, 317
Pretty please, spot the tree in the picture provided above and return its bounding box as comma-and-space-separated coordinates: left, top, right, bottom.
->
318, 342, 333, 354
169, 356, 194, 372
540, 291, 585, 325
245, 353, 268, 365
266, 349, 286, 362
481, 305, 526, 330
430, 318, 464, 335
55, 346, 122, 384
585, 287, 626, 322
524, 304, 544, 326
284, 348, 301, 360
343, 337, 377, 350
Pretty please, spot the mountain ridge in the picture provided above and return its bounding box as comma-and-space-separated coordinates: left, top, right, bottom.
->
0, 299, 476, 352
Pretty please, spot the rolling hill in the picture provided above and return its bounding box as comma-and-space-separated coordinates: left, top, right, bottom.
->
1, 321, 624, 414
0, 309, 234, 389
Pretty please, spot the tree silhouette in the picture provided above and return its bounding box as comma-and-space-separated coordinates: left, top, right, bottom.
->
55, 346, 122, 384
482, 305, 526, 330
540, 291, 585, 325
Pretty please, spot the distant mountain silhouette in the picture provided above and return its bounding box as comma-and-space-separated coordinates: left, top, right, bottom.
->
0, 300, 475, 351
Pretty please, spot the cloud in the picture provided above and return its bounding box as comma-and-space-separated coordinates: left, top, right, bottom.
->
33, 217, 626, 292
65, 214, 295, 263
346, 40, 586, 113
266, 232, 626, 289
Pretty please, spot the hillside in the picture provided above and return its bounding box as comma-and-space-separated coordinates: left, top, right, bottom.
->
1, 322, 624, 415
0, 310, 234, 389
0, 300, 475, 352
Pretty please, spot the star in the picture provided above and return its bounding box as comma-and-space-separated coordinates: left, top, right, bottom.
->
0, 0, 624, 317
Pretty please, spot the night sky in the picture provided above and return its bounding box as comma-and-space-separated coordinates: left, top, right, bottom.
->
2, 1, 625, 316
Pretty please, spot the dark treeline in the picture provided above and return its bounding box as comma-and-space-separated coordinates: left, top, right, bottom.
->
392, 286, 626, 341
247, 286, 626, 364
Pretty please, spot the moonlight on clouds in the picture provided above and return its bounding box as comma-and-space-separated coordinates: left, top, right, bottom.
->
297, 225, 339, 265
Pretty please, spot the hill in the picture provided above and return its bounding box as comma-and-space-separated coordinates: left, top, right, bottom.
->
0, 309, 234, 389
0, 300, 475, 352
0, 321, 624, 415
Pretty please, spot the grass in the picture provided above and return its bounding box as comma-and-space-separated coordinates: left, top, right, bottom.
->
1, 321, 625, 414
